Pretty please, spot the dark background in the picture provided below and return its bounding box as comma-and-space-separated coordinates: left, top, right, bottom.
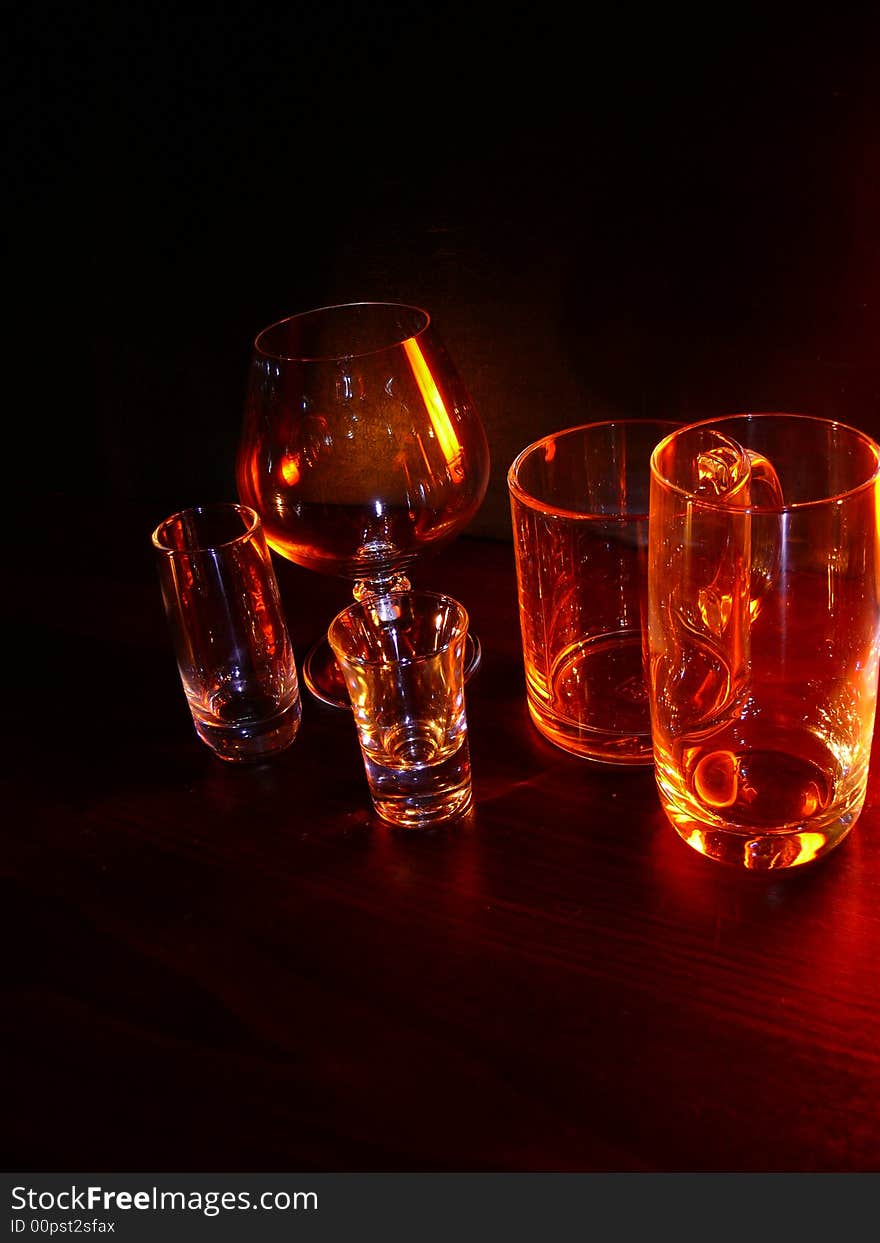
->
9, 4, 880, 539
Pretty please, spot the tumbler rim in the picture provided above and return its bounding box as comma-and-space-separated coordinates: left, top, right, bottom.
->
507, 418, 681, 521
650, 411, 880, 514
253, 301, 432, 363
151, 502, 262, 554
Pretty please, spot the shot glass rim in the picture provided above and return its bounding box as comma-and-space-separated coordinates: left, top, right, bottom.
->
507, 418, 682, 521
151, 502, 262, 554
328, 590, 470, 671
253, 300, 432, 363
650, 411, 880, 515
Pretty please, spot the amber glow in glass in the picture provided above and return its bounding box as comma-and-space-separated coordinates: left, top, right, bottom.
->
508, 420, 680, 764
236, 302, 490, 707
328, 591, 472, 828
648, 413, 880, 870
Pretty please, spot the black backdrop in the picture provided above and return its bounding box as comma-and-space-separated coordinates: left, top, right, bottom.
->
9, 4, 880, 539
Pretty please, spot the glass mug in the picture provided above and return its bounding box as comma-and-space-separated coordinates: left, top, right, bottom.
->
647, 413, 880, 869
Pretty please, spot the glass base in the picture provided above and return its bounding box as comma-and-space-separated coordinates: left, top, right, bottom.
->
665, 806, 860, 870
303, 631, 483, 709
192, 697, 302, 761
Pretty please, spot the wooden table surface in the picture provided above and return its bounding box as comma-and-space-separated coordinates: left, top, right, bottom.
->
5, 495, 880, 1173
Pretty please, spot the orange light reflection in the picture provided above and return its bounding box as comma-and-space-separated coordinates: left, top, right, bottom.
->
402, 337, 464, 482
280, 455, 301, 487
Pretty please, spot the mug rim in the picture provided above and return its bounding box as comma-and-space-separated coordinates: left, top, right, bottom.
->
650, 411, 880, 514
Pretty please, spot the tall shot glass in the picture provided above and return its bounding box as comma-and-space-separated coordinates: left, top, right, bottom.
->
507, 420, 680, 764
152, 503, 302, 761
647, 413, 880, 870
328, 591, 473, 828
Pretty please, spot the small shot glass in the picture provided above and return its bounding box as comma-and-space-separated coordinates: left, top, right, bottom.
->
328, 591, 473, 828
151, 503, 302, 762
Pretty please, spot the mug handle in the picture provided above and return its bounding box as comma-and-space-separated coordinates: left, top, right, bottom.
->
694, 438, 783, 623
742, 450, 784, 620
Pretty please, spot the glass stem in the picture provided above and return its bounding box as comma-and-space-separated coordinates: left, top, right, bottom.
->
352, 573, 411, 603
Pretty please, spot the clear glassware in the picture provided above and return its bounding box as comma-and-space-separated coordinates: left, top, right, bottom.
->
508, 419, 680, 764
236, 301, 490, 707
152, 503, 302, 761
648, 412, 880, 870
328, 590, 473, 827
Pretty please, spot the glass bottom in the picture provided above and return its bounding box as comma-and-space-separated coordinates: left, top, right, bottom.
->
303, 631, 483, 709
654, 723, 867, 868
524, 628, 654, 765
667, 812, 858, 870
527, 698, 654, 765
365, 736, 473, 828
192, 697, 302, 762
